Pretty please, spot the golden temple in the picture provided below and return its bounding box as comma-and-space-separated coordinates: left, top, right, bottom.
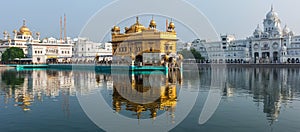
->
111, 17, 178, 66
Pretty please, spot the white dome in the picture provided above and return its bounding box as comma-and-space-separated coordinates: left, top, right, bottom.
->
266, 6, 279, 19
289, 31, 294, 36
282, 25, 290, 35
254, 24, 262, 35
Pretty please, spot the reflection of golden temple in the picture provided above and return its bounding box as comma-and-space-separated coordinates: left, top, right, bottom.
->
15, 95, 32, 111
112, 71, 181, 121
111, 16, 179, 66
14, 82, 33, 111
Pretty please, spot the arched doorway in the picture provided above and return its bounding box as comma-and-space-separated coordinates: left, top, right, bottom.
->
262, 52, 270, 58
254, 52, 259, 63
292, 58, 295, 63
135, 55, 143, 66
273, 52, 278, 63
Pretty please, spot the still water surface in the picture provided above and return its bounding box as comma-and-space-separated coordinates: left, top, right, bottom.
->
0, 67, 299, 132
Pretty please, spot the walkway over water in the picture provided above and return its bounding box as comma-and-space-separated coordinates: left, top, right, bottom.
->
7, 64, 49, 69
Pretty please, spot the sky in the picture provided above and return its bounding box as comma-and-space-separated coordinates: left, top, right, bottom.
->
0, 0, 299, 41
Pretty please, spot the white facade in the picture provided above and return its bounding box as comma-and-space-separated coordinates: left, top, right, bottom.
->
189, 6, 300, 63
191, 35, 251, 63
0, 20, 73, 63
0, 20, 38, 60
73, 37, 112, 63
26, 37, 73, 64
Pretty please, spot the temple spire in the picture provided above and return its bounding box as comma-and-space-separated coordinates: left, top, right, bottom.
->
271, 4, 273, 11
23, 19, 26, 26
136, 16, 139, 24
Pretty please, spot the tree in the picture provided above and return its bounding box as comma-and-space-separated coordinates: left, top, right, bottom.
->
1, 70, 25, 89
178, 48, 204, 60
1, 47, 25, 62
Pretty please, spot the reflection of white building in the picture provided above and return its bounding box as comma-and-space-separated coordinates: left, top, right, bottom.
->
74, 71, 110, 95
73, 37, 112, 63
29, 70, 76, 97
190, 6, 300, 63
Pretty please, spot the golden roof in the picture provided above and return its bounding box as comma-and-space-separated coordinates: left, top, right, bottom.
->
168, 21, 175, 29
149, 17, 157, 28
18, 20, 32, 36
125, 17, 146, 33
111, 25, 120, 32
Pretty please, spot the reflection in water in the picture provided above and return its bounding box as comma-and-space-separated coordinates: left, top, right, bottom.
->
0, 70, 75, 113
0, 67, 299, 131
111, 71, 182, 121
221, 68, 300, 125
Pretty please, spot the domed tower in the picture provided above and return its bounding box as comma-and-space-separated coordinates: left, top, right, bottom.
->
282, 25, 290, 36
253, 24, 262, 38
168, 20, 175, 32
149, 17, 157, 29
263, 5, 282, 37
282, 25, 294, 37
18, 20, 32, 36
124, 17, 146, 33
111, 25, 120, 34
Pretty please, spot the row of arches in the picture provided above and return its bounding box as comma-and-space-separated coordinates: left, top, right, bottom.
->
200, 59, 247, 64
287, 58, 300, 63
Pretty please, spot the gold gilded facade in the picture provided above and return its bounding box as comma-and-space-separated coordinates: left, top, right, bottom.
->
111, 17, 178, 66
112, 71, 181, 120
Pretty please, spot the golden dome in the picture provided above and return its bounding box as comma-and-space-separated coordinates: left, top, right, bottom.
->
125, 17, 146, 33
111, 25, 120, 32
149, 18, 157, 28
169, 22, 175, 29
18, 20, 32, 36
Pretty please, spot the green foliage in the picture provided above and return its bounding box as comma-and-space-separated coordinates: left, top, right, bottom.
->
1, 47, 25, 62
1, 70, 25, 89
179, 48, 204, 60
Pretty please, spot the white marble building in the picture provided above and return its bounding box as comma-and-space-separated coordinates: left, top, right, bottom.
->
0, 20, 36, 59
73, 37, 112, 63
189, 6, 300, 63
0, 20, 73, 63
26, 37, 73, 63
